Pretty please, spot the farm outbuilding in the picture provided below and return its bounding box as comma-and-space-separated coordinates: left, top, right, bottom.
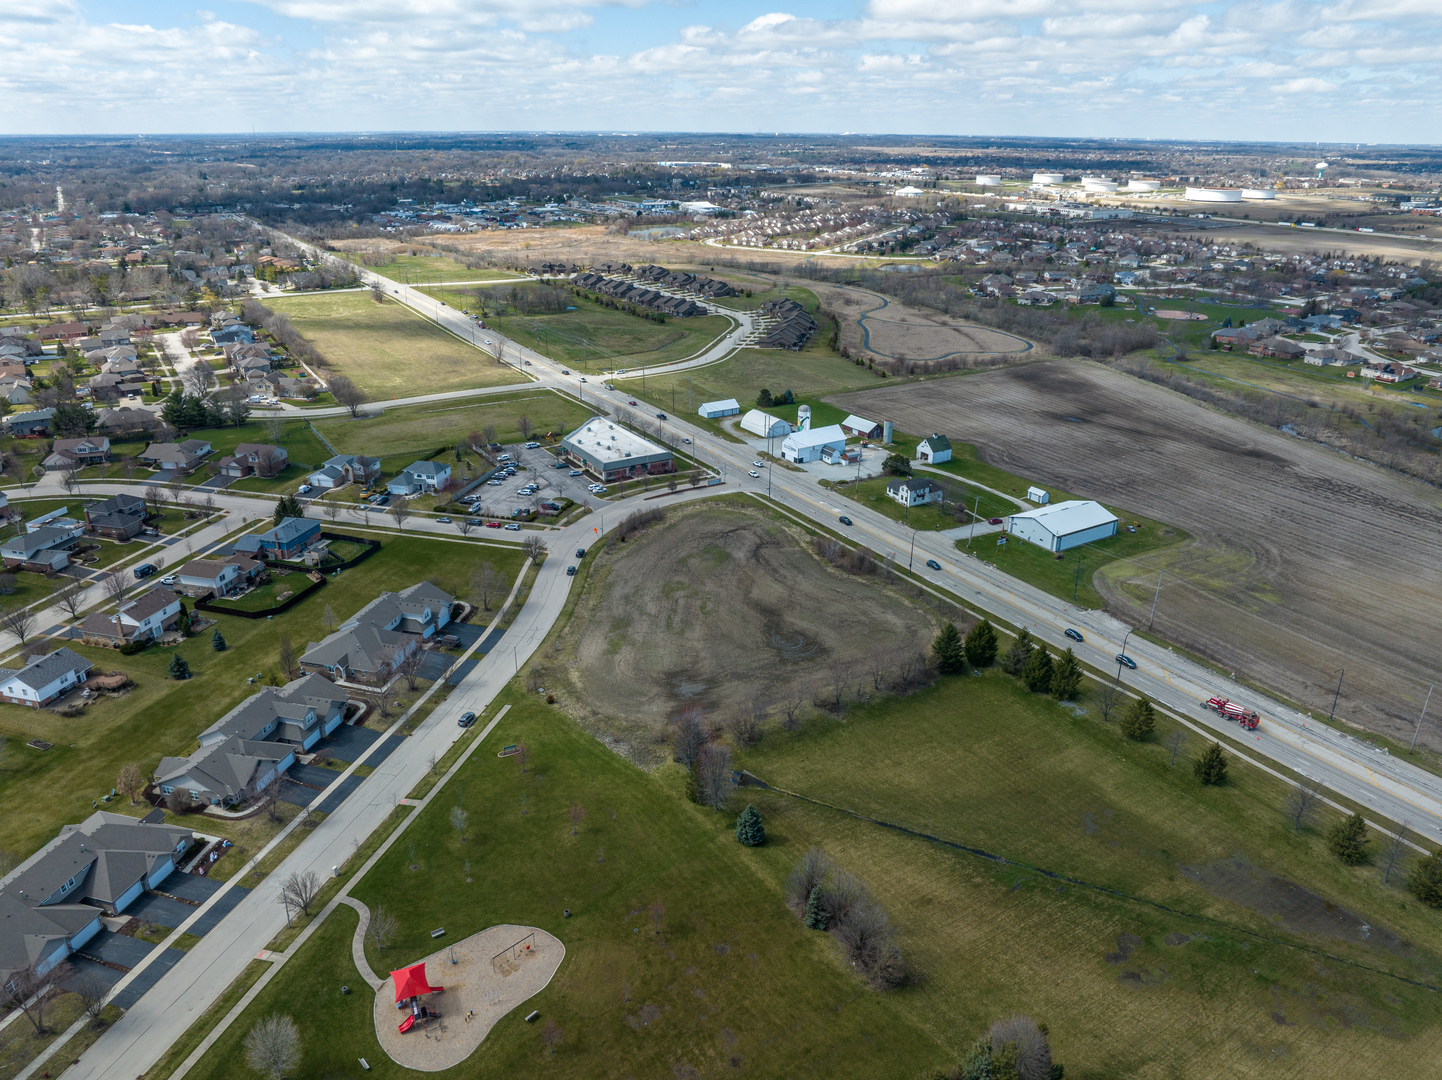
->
698, 398, 740, 419
740, 409, 792, 438
1026, 486, 1050, 505
1006, 500, 1118, 552
780, 424, 847, 464
917, 433, 952, 464
840, 413, 883, 439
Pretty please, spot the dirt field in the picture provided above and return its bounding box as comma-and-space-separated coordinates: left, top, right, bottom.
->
830, 359, 1442, 745
548, 502, 937, 765
804, 281, 1034, 362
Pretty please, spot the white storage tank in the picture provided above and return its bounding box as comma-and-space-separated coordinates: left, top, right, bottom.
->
1186, 187, 1243, 202
975, 175, 1002, 186
1241, 188, 1276, 200
1032, 172, 1065, 184
1082, 178, 1118, 193
1126, 179, 1161, 192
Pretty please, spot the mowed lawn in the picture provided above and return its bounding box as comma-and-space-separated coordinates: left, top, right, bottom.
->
314, 390, 594, 459
263, 292, 525, 399
0, 535, 524, 856
340, 252, 521, 284
182, 690, 939, 1080
735, 672, 1442, 1076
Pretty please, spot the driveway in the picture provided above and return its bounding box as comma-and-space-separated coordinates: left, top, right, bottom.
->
194, 474, 234, 491
321, 724, 382, 764
149, 469, 179, 483
80, 929, 157, 971
124, 893, 197, 930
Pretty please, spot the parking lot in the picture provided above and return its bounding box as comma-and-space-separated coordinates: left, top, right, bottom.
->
453, 442, 603, 520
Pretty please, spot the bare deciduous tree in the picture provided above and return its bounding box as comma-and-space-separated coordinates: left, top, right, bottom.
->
117, 762, 147, 805
726, 696, 766, 747
470, 562, 501, 611
517, 414, 532, 441
397, 646, 424, 692
322, 498, 342, 525
1382, 821, 1412, 885
449, 805, 468, 841
456, 517, 475, 539
786, 846, 833, 907
280, 870, 321, 917
143, 484, 164, 517
1097, 680, 1124, 724
0, 605, 37, 645
542, 1017, 563, 1056
521, 535, 545, 563
320, 604, 337, 635
1283, 777, 1326, 832
389, 495, 411, 532
243, 1013, 302, 1080
781, 682, 809, 729
1, 959, 71, 1034
327, 374, 368, 418
73, 969, 111, 1027
694, 742, 734, 811
672, 706, 708, 769
365, 905, 398, 952
568, 803, 587, 835
53, 577, 89, 622
1163, 728, 1187, 766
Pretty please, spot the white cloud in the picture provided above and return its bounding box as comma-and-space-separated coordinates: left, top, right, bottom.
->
1275, 76, 1340, 93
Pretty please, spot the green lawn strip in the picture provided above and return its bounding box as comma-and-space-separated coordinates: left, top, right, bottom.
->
27, 1004, 122, 1080
818, 475, 989, 533
225, 464, 312, 496
207, 569, 313, 613
0, 535, 522, 856
143, 960, 269, 1080
335, 252, 518, 283
262, 292, 525, 399
239, 812, 331, 890
313, 391, 592, 460
735, 670, 1442, 1074
182, 688, 938, 1080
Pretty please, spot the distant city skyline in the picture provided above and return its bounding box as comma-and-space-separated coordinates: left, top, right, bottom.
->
0, 0, 1437, 139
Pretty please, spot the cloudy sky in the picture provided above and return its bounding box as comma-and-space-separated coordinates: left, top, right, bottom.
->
0, 0, 1436, 139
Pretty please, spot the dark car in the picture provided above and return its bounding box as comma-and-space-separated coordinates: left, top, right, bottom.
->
373, 494, 390, 507
1065, 628, 1084, 642
656, 413, 667, 420
839, 516, 853, 526
925, 559, 942, 571
575, 548, 586, 558
457, 711, 477, 729
133, 563, 158, 580
988, 517, 1004, 525
1116, 654, 1137, 670
566, 566, 576, 576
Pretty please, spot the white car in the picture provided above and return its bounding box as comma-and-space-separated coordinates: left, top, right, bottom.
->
484, 338, 493, 345
579, 377, 587, 383
748, 470, 760, 478
487, 479, 503, 486
297, 484, 313, 495
161, 574, 177, 585
504, 522, 521, 531
569, 469, 583, 477
751, 460, 765, 468
591, 485, 608, 494
525, 441, 541, 449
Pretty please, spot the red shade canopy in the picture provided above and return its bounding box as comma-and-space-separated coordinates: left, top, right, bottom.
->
391, 963, 436, 1002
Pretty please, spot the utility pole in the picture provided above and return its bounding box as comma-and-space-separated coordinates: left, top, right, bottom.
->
1410, 683, 1435, 753
1073, 550, 1084, 602
1147, 570, 1163, 630
1328, 668, 1344, 722
967, 494, 980, 550
1115, 628, 1135, 684
908, 529, 917, 572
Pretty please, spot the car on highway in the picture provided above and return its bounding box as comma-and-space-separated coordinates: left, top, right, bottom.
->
579, 376, 587, 383
988, 517, 1004, 525
457, 711, 477, 729
504, 522, 521, 531
560, 369, 569, 375
436, 516, 452, 524
1065, 628, 1084, 642
484, 338, 493, 345
748, 469, 760, 478
616, 368, 627, 375
656, 412, 667, 420
133, 563, 158, 580
628, 399, 637, 405
925, 559, 942, 571
603, 382, 614, 390
524, 360, 532, 365
566, 566, 576, 576
575, 548, 586, 558
751, 460, 765, 468
838, 516, 853, 526
1116, 654, 1137, 670
682, 437, 691, 444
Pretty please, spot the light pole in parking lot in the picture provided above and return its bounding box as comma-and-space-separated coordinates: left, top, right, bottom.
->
1328, 668, 1344, 723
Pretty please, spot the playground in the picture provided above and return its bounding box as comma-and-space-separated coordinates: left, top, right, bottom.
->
374, 924, 564, 1071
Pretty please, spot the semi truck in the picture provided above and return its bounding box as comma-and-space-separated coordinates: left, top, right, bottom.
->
1205, 696, 1260, 730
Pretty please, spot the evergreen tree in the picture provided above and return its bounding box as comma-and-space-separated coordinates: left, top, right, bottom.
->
882, 453, 911, 477
1327, 813, 1370, 865
932, 622, 967, 675
273, 494, 304, 525
959, 1037, 994, 1080
964, 619, 999, 668
1119, 696, 1156, 740
756, 388, 773, 407
734, 805, 766, 847
781, 389, 795, 405
1001, 627, 1034, 676
803, 884, 829, 930
176, 602, 190, 636
168, 652, 191, 680
1194, 741, 1228, 785
1410, 849, 1442, 907
1050, 647, 1082, 700
211, 628, 227, 652
1021, 643, 1053, 692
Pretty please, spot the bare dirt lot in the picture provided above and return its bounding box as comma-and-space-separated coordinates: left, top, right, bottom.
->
805, 281, 1035, 362
547, 502, 937, 765
830, 359, 1442, 746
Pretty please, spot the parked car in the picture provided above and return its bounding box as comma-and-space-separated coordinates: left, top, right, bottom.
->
133, 563, 158, 580
487, 479, 503, 486
525, 441, 541, 449
373, 494, 390, 506
457, 711, 477, 729
1065, 628, 1084, 642
575, 548, 586, 558
297, 484, 313, 495
504, 522, 521, 531
566, 566, 576, 576
484, 520, 501, 528
925, 559, 942, 571
838, 516, 853, 526
1116, 654, 1137, 670
436, 516, 452, 524
988, 517, 1004, 525
569, 469, 583, 477
161, 574, 178, 585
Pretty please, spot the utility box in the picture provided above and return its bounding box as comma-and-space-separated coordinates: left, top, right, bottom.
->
1026, 486, 1050, 505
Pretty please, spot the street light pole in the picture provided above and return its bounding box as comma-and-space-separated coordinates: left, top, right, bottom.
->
967, 494, 980, 550
1147, 570, 1163, 630
1328, 668, 1344, 722
1115, 628, 1135, 684
1411, 682, 1435, 754
908, 529, 917, 572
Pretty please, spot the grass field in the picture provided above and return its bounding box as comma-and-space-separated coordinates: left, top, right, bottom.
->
336, 252, 520, 283
313, 391, 593, 459
820, 474, 1013, 532
419, 286, 736, 371
262, 292, 526, 399
180, 688, 939, 1080
0, 535, 524, 857
733, 670, 1442, 1076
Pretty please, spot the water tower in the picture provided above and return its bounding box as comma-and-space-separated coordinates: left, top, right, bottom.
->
1315, 161, 1329, 180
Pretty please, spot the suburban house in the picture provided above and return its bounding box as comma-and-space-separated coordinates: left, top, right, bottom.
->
916, 433, 952, 464
4, 409, 55, 437
0, 527, 80, 571
1249, 337, 1307, 359
96, 407, 158, 438
154, 675, 350, 805
140, 439, 212, 473
84, 493, 149, 540
0, 647, 92, 707
42, 437, 111, 471
210, 324, 254, 346
1363, 361, 1417, 383
386, 460, 451, 496
300, 582, 455, 684
308, 454, 381, 490
80, 588, 182, 647
0, 811, 193, 988
217, 443, 287, 479
174, 558, 244, 597
840, 413, 883, 439
886, 477, 945, 508
234, 517, 321, 561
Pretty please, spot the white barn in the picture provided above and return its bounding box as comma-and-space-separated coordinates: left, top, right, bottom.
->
780, 424, 847, 464
1006, 500, 1118, 552
917, 433, 952, 464
740, 409, 792, 438
698, 398, 740, 419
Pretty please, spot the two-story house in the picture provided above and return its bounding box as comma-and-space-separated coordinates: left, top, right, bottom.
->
0, 648, 92, 707
300, 582, 455, 684
386, 460, 451, 496
79, 588, 182, 647
233, 517, 321, 561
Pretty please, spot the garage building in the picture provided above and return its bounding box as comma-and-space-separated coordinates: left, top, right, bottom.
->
1006, 500, 1118, 552
697, 398, 740, 419
780, 424, 847, 464
740, 409, 792, 438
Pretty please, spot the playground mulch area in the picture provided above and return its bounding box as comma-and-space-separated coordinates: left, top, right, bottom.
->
373, 924, 563, 1071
